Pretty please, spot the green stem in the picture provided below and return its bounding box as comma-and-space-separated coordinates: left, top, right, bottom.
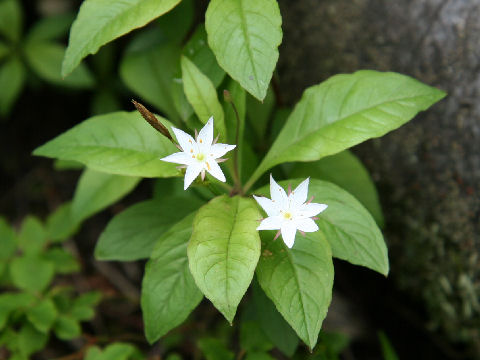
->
224, 90, 243, 195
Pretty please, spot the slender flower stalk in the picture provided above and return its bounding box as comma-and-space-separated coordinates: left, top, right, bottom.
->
160, 117, 236, 190
223, 90, 242, 194
253, 175, 328, 248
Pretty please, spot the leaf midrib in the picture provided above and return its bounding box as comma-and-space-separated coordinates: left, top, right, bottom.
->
237, 0, 260, 96
223, 197, 239, 318
269, 92, 437, 164
284, 247, 312, 346
67, 1, 177, 71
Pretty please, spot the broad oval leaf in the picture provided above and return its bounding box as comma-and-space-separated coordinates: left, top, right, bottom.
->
24, 42, 95, 89
120, 41, 181, 123
247, 71, 446, 189
251, 280, 299, 356
95, 196, 204, 261
62, 0, 181, 76
255, 230, 334, 349
142, 213, 203, 343
256, 178, 388, 275
46, 202, 79, 242
0, 0, 22, 42
33, 111, 179, 178
72, 169, 141, 223
26, 298, 58, 333
181, 55, 226, 140
290, 150, 384, 226
18, 216, 47, 256
11, 255, 55, 292
188, 196, 261, 323
26, 13, 74, 42
0, 57, 25, 116
205, 0, 282, 100
0, 217, 16, 261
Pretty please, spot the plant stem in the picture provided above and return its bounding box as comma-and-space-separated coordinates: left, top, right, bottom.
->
224, 90, 243, 195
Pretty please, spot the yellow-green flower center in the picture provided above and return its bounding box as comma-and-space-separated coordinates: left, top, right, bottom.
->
196, 153, 205, 161
282, 211, 292, 220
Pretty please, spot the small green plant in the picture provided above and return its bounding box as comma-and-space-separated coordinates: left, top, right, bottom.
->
0, 216, 100, 359
32, 0, 446, 356
84, 342, 144, 360
0, 0, 95, 116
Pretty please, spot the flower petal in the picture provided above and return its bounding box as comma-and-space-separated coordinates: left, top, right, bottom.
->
281, 222, 297, 248
299, 203, 328, 218
172, 127, 197, 153
184, 162, 202, 190
270, 174, 288, 208
160, 152, 193, 165
257, 216, 282, 230
253, 195, 279, 217
197, 116, 214, 149
209, 143, 236, 158
205, 159, 226, 182
292, 178, 309, 205
295, 218, 319, 233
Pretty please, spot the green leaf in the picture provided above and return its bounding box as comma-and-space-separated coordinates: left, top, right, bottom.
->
246, 88, 275, 141
257, 178, 389, 275
54, 315, 81, 340
26, 13, 74, 42
96, 196, 203, 261
24, 41, 95, 88
142, 213, 203, 343
317, 331, 350, 358
205, 0, 282, 100
223, 78, 246, 178
70, 291, 101, 321
247, 71, 446, 189
72, 169, 140, 223
290, 150, 384, 226
156, 0, 194, 44
181, 55, 226, 140
43, 248, 79, 274
182, 25, 225, 88
0, 217, 16, 260
46, 202, 79, 242
245, 352, 274, 360
0, 57, 25, 116
62, 0, 182, 76
240, 321, 273, 352
10, 255, 55, 292
120, 40, 181, 122
86, 343, 141, 360
255, 231, 334, 349
252, 280, 299, 356
378, 331, 399, 360
188, 196, 261, 323
17, 323, 48, 357
0, 292, 35, 329
53, 159, 84, 171
0, 0, 22, 42
173, 24, 226, 121
33, 111, 179, 178
26, 298, 58, 333
198, 338, 234, 360
18, 216, 47, 255
0, 40, 9, 60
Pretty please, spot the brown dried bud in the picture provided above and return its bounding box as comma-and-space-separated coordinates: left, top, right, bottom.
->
132, 100, 174, 142
223, 89, 233, 103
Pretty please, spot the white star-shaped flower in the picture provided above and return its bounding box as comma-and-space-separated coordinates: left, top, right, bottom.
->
161, 117, 236, 190
253, 175, 328, 248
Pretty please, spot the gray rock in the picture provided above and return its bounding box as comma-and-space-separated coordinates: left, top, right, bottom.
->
278, 0, 480, 354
